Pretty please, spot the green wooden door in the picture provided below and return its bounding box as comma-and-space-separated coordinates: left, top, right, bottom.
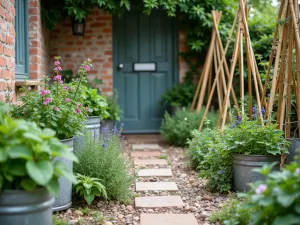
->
113, 10, 178, 133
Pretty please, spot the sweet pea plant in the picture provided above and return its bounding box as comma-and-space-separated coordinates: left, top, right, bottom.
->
10, 57, 91, 140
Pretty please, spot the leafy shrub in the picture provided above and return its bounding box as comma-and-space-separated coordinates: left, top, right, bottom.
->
10, 57, 89, 140
74, 173, 107, 205
74, 126, 133, 201
160, 82, 196, 108
188, 127, 232, 192
228, 116, 289, 155
160, 108, 218, 147
241, 163, 300, 225
105, 91, 123, 121
210, 199, 251, 225
0, 102, 77, 194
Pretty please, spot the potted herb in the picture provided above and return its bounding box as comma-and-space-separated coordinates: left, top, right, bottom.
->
101, 90, 123, 131
0, 103, 77, 225
160, 81, 196, 114
10, 57, 89, 211
227, 109, 289, 191
74, 86, 108, 152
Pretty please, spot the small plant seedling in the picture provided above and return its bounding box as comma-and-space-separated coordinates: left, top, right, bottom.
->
77, 218, 85, 225
53, 215, 68, 225
92, 211, 106, 224
168, 160, 172, 165
123, 198, 132, 205
160, 155, 168, 159
80, 207, 91, 215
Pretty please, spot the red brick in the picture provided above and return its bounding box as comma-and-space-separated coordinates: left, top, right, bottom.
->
6, 35, 14, 45
29, 7, 38, 15
30, 64, 38, 71
102, 75, 112, 80
90, 22, 106, 28
0, 5, 5, 18
29, 47, 38, 55
29, 0, 38, 7
29, 15, 38, 23
4, 47, 14, 57
102, 28, 112, 33
102, 87, 112, 92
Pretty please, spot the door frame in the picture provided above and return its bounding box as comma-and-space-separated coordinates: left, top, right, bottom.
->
112, 11, 179, 133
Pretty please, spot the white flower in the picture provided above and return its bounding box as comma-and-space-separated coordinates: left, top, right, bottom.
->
184, 117, 187, 121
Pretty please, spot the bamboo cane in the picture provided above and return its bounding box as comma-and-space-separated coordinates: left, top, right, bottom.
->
239, 15, 244, 115
214, 46, 223, 110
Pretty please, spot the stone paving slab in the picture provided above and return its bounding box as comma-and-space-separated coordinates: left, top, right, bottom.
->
135, 196, 184, 208
140, 214, 198, 225
136, 182, 178, 191
132, 144, 162, 150
131, 151, 161, 158
137, 168, 173, 177
134, 159, 168, 166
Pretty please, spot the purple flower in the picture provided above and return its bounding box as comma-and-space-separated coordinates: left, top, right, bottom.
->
252, 106, 257, 113
255, 184, 267, 194
54, 106, 59, 111
252, 114, 256, 119
237, 115, 242, 124
65, 98, 71, 103
232, 124, 237, 129
84, 65, 91, 72
53, 66, 62, 71
221, 170, 225, 175
261, 107, 266, 115
102, 143, 108, 148
296, 168, 300, 174
54, 61, 60, 66
41, 89, 51, 96
64, 86, 68, 91
53, 75, 62, 81
43, 98, 52, 105
76, 108, 81, 114
211, 148, 216, 151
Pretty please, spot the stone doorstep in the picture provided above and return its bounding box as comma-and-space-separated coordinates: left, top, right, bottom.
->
130, 151, 161, 158
137, 168, 173, 177
134, 159, 168, 166
136, 182, 178, 192
132, 144, 162, 150
135, 196, 184, 208
140, 213, 199, 225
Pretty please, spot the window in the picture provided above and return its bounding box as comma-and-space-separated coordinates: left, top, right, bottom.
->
15, 0, 29, 80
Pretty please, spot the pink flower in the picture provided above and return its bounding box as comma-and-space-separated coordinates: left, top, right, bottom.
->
84, 65, 91, 72
255, 184, 267, 194
65, 98, 71, 103
76, 108, 81, 114
43, 98, 52, 105
53, 75, 62, 81
54, 61, 60, 66
59, 80, 63, 84
41, 89, 51, 96
77, 103, 82, 107
296, 168, 300, 174
27, 87, 31, 91
64, 86, 68, 91
54, 106, 59, 111
53, 66, 62, 71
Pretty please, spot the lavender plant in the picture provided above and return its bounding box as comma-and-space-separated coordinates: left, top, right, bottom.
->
10, 57, 91, 140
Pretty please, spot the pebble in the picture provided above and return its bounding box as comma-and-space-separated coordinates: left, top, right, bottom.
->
74, 210, 83, 216
65, 209, 72, 214
126, 205, 134, 211
134, 216, 140, 221
68, 220, 78, 225
203, 195, 213, 201
104, 222, 113, 225
118, 214, 124, 219
200, 211, 210, 218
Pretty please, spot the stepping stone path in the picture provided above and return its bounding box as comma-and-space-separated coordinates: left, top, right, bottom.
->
137, 168, 173, 177
130, 144, 199, 225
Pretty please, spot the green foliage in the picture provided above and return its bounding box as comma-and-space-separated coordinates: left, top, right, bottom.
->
92, 211, 106, 224
10, 57, 90, 140
104, 91, 123, 121
160, 108, 218, 147
0, 102, 77, 195
228, 116, 289, 155
188, 127, 232, 192
241, 163, 300, 225
81, 86, 108, 117
160, 82, 196, 108
210, 199, 252, 225
74, 173, 107, 205
53, 215, 68, 225
80, 207, 91, 215
74, 127, 133, 201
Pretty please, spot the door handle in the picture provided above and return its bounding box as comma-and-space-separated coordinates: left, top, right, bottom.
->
118, 64, 124, 71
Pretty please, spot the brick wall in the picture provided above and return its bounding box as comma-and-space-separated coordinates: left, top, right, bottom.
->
178, 30, 190, 82
50, 9, 113, 94
28, 0, 50, 80
0, 0, 15, 102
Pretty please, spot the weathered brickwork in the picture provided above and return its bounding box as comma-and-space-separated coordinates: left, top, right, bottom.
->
50, 9, 113, 94
0, 0, 15, 102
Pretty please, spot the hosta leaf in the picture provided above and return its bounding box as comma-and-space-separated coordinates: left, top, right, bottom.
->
26, 161, 53, 185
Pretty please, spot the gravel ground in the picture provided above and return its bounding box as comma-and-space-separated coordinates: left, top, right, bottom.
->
54, 142, 232, 225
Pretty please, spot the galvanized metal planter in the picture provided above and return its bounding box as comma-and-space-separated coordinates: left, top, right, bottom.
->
101, 120, 116, 131
232, 154, 281, 191
286, 138, 300, 163
74, 116, 101, 153
0, 188, 54, 225
53, 138, 74, 212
